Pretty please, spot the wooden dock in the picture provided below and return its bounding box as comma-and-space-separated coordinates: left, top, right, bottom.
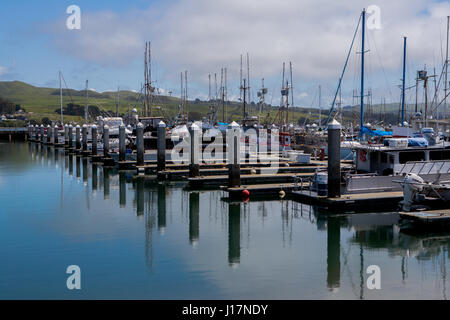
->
290, 190, 404, 211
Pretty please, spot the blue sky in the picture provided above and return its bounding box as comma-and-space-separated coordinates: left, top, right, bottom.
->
1, 0, 449, 109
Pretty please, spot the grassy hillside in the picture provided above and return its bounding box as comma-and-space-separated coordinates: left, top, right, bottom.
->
0, 80, 329, 124
1, 80, 409, 126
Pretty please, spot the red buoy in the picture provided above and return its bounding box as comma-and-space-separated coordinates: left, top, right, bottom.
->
242, 189, 250, 198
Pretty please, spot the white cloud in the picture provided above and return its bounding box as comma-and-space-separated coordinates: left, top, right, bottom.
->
43, 0, 450, 105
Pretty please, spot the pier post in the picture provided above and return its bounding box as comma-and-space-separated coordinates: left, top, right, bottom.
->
53, 125, 58, 145
189, 123, 201, 177
327, 119, 341, 198
40, 125, 44, 143
103, 125, 110, 157
157, 121, 166, 172
75, 125, 81, 151
64, 124, 68, 147
136, 122, 144, 166
91, 125, 98, 156
82, 124, 88, 153
47, 125, 51, 144
227, 121, 241, 188
68, 125, 73, 150
119, 124, 126, 162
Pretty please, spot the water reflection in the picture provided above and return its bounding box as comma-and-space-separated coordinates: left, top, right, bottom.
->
4, 141, 450, 299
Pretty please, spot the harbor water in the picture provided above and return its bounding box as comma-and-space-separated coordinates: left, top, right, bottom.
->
1, 142, 449, 299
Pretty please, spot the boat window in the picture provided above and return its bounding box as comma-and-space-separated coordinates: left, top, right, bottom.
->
381, 152, 387, 163
399, 151, 425, 164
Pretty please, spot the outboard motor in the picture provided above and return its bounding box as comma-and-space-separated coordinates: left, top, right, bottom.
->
401, 173, 424, 211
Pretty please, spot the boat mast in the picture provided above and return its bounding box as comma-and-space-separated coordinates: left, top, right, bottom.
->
445, 16, 449, 121
59, 71, 63, 125
319, 85, 322, 127
401, 36, 407, 126
360, 8, 366, 141
85, 80, 89, 124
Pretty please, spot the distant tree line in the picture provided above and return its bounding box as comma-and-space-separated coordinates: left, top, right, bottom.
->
0, 97, 24, 114
55, 103, 101, 117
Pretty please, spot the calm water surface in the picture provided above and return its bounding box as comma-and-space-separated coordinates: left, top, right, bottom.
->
0, 142, 449, 299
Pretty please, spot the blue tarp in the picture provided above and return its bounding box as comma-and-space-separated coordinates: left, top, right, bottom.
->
361, 126, 392, 136
408, 137, 428, 147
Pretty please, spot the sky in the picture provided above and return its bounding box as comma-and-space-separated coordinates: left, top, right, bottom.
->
0, 0, 449, 109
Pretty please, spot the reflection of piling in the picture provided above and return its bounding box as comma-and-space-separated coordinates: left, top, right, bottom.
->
227, 122, 241, 188
228, 203, 241, 266
103, 167, 110, 199
158, 184, 167, 231
327, 216, 341, 290
189, 123, 200, 177
75, 125, 81, 152
157, 121, 166, 172
92, 163, 98, 191
189, 192, 200, 245
327, 119, 341, 198
136, 177, 144, 216
82, 157, 88, 183
136, 122, 144, 166
68, 154, 73, 176
76, 155, 80, 178
119, 171, 126, 207
119, 124, 126, 162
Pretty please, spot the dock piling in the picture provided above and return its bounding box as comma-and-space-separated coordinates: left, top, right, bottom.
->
103, 125, 110, 158
157, 121, 166, 172
119, 124, 126, 162
68, 125, 73, 150
327, 119, 341, 198
53, 125, 58, 145
136, 122, 144, 166
82, 124, 88, 153
189, 123, 201, 177
91, 125, 98, 155
227, 121, 241, 188
75, 125, 81, 151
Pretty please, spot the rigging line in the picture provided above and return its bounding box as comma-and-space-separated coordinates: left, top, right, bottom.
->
59, 72, 75, 105
326, 13, 362, 125
368, 28, 394, 102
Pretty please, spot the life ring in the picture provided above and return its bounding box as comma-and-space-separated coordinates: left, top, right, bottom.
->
359, 150, 367, 162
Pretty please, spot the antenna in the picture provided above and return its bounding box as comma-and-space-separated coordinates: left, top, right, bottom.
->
85, 79, 88, 124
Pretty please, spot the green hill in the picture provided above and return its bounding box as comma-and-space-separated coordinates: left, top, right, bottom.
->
0, 80, 329, 124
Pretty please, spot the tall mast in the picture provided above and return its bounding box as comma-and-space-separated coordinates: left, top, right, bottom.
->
240, 54, 243, 102
289, 61, 294, 126
85, 80, 88, 124
242, 79, 247, 121
445, 16, 449, 121
59, 71, 63, 125
401, 36, 407, 126
319, 85, 322, 127
360, 8, 366, 141
224, 67, 228, 122
148, 41, 152, 117
247, 52, 251, 115
116, 86, 120, 117
184, 70, 188, 122
208, 74, 211, 101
